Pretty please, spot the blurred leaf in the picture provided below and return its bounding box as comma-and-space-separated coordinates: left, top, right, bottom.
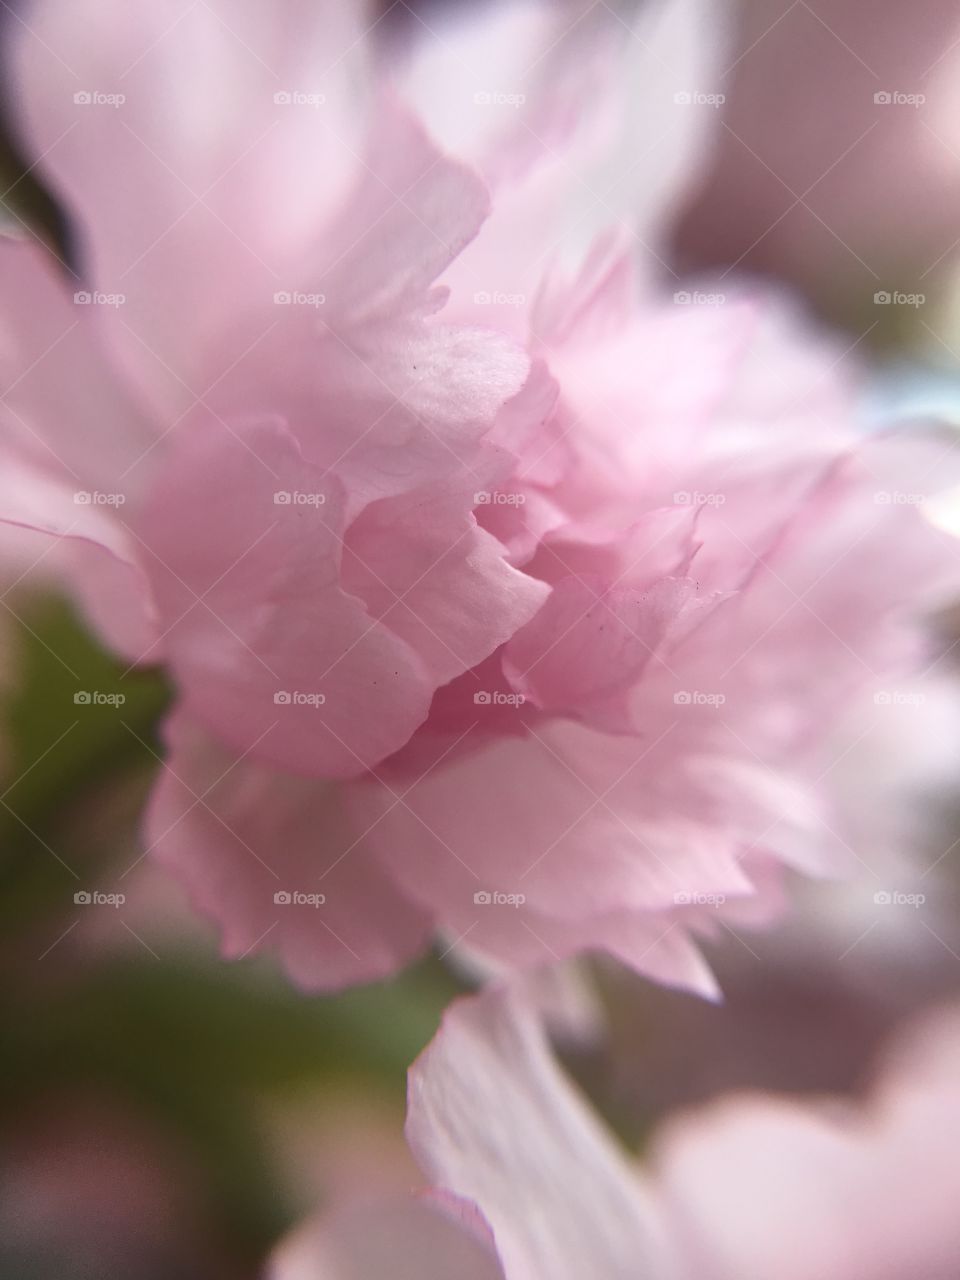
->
0, 594, 170, 930
0, 952, 457, 1257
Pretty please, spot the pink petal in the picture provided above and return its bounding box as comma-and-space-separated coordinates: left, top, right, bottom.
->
407, 989, 676, 1280
343, 488, 549, 689
269, 1197, 503, 1280
140, 414, 544, 776
503, 574, 719, 732
362, 719, 796, 924
654, 1006, 960, 1280
138, 416, 436, 777
147, 712, 432, 991
0, 235, 154, 489
405, 0, 721, 326
8, 0, 369, 415
0, 449, 158, 662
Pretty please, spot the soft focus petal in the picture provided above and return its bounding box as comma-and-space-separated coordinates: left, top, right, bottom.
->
269, 1198, 503, 1280
654, 1006, 960, 1280
147, 712, 432, 990
139, 415, 544, 775
404, 0, 725, 327
407, 988, 676, 1280
8, 0, 369, 413
0, 234, 154, 488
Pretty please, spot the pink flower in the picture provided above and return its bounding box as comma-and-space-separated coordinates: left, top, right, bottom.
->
399, 990, 960, 1280
2, 0, 959, 992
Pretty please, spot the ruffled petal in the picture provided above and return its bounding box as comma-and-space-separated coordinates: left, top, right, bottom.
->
147, 712, 432, 990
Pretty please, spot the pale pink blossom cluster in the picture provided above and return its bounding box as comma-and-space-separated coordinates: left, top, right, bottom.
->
1, 0, 958, 1002
5, 1, 960, 1276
